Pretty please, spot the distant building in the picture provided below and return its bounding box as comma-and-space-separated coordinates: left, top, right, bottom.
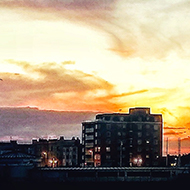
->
32, 136, 82, 167
82, 107, 163, 167
0, 140, 33, 155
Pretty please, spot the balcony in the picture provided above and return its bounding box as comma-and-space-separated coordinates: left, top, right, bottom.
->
85, 128, 94, 133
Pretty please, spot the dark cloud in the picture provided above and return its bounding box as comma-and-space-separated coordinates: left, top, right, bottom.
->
0, 107, 96, 142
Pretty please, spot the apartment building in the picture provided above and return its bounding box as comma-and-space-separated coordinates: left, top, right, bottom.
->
82, 107, 163, 167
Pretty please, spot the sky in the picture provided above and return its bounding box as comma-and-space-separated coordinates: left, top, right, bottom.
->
1, 0, 190, 154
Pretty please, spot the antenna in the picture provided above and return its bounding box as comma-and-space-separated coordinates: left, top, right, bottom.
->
178, 137, 181, 155
166, 137, 169, 166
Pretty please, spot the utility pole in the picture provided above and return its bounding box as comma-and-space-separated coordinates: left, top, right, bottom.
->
178, 137, 181, 167
120, 141, 123, 167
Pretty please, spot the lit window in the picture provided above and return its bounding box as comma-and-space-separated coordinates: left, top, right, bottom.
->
146, 140, 150, 144
106, 147, 111, 152
95, 147, 101, 152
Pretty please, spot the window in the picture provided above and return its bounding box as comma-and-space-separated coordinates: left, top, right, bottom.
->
106, 124, 111, 130
85, 142, 94, 147
137, 147, 142, 152
146, 140, 150, 144
105, 116, 111, 121
120, 116, 124, 121
138, 132, 142, 137
106, 139, 111, 145
137, 140, 142, 145
146, 124, 150, 129
86, 128, 94, 133
137, 124, 142, 130
113, 116, 119, 121
154, 140, 158, 145
94, 154, 101, 160
106, 147, 111, 152
154, 125, 159, 130
85, 135, 94, 140
106, 155, 111, 159
138, 117, 142, 121
95, 147, 101, 152
106, 131, 111, 137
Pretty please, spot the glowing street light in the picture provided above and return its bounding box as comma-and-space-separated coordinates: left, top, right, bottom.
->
133, 157, 143, 166
49, 157, 58, 168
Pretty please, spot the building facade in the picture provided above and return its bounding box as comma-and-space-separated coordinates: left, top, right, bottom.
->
82, 107, 163, 167
32, 136, 82, 167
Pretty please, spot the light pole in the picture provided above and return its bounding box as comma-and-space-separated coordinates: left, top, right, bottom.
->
120, 141, 123, 167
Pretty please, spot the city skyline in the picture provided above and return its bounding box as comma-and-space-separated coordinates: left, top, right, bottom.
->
1, 1, 190, 154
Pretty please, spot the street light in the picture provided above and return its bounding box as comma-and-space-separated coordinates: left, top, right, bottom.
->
89, 149, 94, 167
41, 152, 48, 166
133, 157, 143, 166
49, 157, 58, 168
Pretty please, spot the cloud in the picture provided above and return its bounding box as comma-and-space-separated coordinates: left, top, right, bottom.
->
2, 0, 190, 60
164, 130, 183, 136
0, 60, 152, 111
0, 60, 117, 110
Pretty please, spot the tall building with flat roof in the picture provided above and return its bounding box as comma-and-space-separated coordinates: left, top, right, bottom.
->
82, 107, 162, 167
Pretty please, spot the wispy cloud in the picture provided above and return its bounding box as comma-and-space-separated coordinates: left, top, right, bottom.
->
2, 0, 190, 59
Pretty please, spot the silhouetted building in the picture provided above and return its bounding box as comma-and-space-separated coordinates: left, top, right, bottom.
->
0, 140, 33, 155
82, 107, 163, 167
32, 136, 82, 167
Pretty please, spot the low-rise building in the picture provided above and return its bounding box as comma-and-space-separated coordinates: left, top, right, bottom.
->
32, 136, 82, 167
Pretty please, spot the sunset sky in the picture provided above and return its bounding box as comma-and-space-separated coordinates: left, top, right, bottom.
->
1, 0, 190, 154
